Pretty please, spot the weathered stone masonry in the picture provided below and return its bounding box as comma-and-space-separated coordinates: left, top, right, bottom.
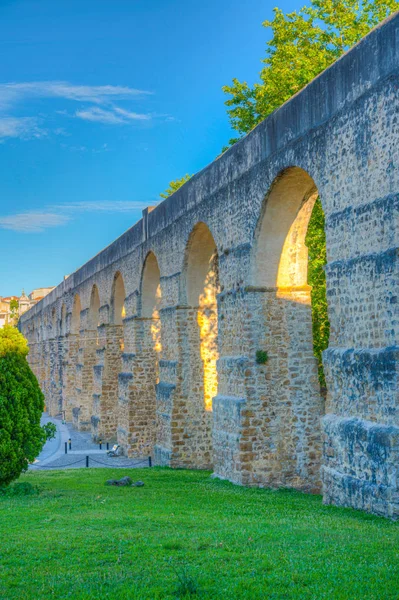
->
20, 15, 399, 518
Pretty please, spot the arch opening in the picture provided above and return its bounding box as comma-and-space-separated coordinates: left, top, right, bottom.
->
51, 307, 57, 336
111, 272, 126, 326
175, 222, 219, 469
141, 252, 162, 356
71, 294, 82, 334
96, 272, 126, 441
118, 252, 162, 457
75, 284, 102, 432
89, 285, 101, 332
250, 166, 328, 492
253, 167, 318, 291
185, 222, 220, 412
61, 303, 67, 336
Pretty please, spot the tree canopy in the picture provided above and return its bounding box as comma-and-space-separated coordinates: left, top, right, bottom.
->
0, 325, 29, 358
223, 0, 399, 145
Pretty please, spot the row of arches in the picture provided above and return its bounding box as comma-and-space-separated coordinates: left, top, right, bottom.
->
25, 166, 328, 492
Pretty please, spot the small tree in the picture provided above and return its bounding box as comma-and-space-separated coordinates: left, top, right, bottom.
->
9, 298, 19, 326
160, 174, 192, 199
0, 326, 51, 487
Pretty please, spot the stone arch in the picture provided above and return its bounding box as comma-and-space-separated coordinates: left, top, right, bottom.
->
252, 166, 319, 291
178, 221, 220, 469
110, 271, 126, 326
51, 307, 57, 335
89, 285, 101, 330
60, 303, 67, 336
118, 252, 162, 457
181, 222, 220, 308
71, 294, 82, 334
96, 271, 126, 442
75, 284, 102, 432
140, 252, 162, 319
248, 165, 325, 492
183, 222, 220, 412
139, 251, 162, 376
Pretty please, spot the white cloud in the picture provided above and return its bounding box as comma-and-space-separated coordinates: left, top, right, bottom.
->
56, 200, 156, 212
75, 106, 151, 124
0, 116, 45, 140
113, 107, 151, 121
0, 200, 159, 233
0, 212, 70, 232
0, 81, 151, 111
0, 80, 154, 139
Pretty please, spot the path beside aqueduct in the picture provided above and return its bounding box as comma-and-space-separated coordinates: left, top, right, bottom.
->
20, 14, 399, 518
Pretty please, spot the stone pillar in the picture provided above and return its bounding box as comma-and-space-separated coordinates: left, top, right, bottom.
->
80, 328, 98, 429
321, 248, 399, 517
27, 342, 39, 381
58, 335, 67, 418
175, 306, 214, 469
49, 337, 61, 417
73, 322, 98, 430
154, 303, 214, 469
42, 339, 52, 413
212, 283, 322, 492
154, 305, 178, 466
92, 323, 123, 441
38, 340, 46, 398
118, 316, 159, 457
62, 333, 79, 421
212, 288, 253, 485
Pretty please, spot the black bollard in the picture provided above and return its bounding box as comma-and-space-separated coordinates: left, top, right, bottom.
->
68, 438, 72, 450
86, 455, 89, 468
65, 442, 67, 454
106, 442, 109, 450
148, 456, 152, 468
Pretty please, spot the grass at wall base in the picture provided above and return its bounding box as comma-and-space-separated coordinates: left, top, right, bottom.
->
1, 468, 398, 599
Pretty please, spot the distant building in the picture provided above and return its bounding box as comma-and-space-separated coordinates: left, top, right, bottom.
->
0, 287, 55, 328
29, 287, 56, 303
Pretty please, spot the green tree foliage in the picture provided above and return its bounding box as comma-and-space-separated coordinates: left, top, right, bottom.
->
0, 325, 29, 358
0, 327, 50, 487
223, 0, 399, 143
160, 174, 192, 199
305, 199, 330, 388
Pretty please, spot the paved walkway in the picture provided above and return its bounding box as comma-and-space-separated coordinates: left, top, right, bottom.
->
30, 413, 150, 470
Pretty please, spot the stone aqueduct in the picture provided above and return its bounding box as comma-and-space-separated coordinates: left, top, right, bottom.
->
21, 16, 398, 518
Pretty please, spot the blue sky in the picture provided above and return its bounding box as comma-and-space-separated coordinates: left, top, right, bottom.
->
0, 0, 299, 296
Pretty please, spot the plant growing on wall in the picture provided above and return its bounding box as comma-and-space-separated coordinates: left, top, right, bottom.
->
160, 174, 192, 199
0, 326, 54, 487
256, 350, 268, 365
305, 198, 330, 387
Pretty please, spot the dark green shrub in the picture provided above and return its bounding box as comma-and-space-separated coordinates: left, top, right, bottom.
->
256, 350, 268, 365
0, 351, 46, 487
0, 481, 39, 497
42, 422, 57, 441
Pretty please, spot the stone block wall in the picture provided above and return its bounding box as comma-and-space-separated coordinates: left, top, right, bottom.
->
21, 14, 399, 518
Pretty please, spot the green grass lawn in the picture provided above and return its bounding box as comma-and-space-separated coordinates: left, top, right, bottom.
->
0, 468, 398, 599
